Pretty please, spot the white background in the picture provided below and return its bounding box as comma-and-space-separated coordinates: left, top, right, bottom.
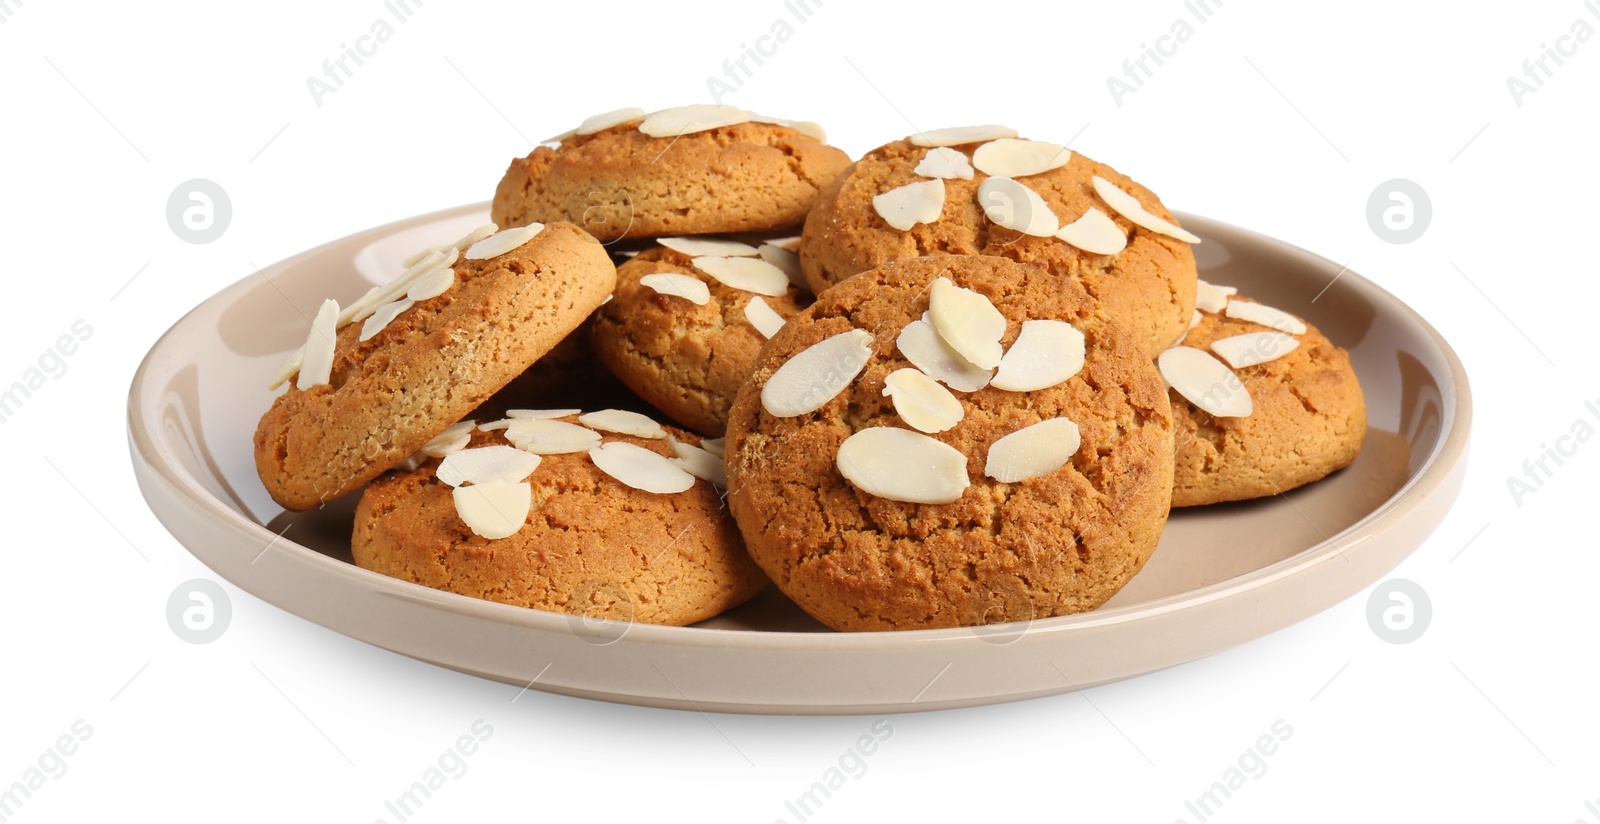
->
2, 0, 1597, 821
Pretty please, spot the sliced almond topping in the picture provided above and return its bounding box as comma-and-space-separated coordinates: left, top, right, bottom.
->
913, 147, 975, 180
658, 237, 759, 257
872, 178, 946, 232
1211, 283, 1238, 296
465, 223, 544, 261
359, 298, 414, 342
1190, 310, 1203, 330
928, 277, 1007, 369
406, 267, 456, 301
985, 418, 1081, 483
1091, 176, 1201, 244
745, 112, 827, 141
757, 243, 806, 289
506, 408, 581, 420
1211, 331, 1301, 368
268, 345, 304, 390
435, 445, 542, 488
639, 273, 711, 306
909, 125, 1018, 148
972, 138, 1072, 178
977, 177, 1060, 237
345, 248, 458, 324
990, 320, 1085, 392
504, 418, 602, 454
1224, 300, 1308, 335
638, 104, 749, 137
577, 106, 647, 135
418, 420, 477, 459
296, 299, 340, 390
1194, 280, 1228, 313
691, 256, 790, 297
1158, 347, 1252, 417
743, 296, 787, 339
452, 480, 531, 540
669, 438, 726, 487
761, 329, 875, 417
588, 442, 696, 493
578, 409, 667, 439
699, 437, 726, 458
401, 224, 498, 268
882, 368, 964, 433
1055, 207, 1127, 255
836, 427, 969, 504
477, 419, 512, 431
896, 319, 993, 392
764, 236, 801, 252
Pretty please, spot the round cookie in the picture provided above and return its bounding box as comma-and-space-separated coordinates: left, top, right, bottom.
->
800, 133, 1197, 357
254, 222, 616, 511
591, 243, 810, 436
1164, 296, 1366, 507
492, 105, 852, 242
352, 423, 766, 626
725, 255, 1175, 632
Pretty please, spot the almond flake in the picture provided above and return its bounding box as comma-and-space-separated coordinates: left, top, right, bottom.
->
872, 178, 946, 231
913, 147, 975, 180
418, 420, 477, 458
436, 445, 542, 488
745, 113, 827, 141
658, 237, 759, 257
639, 273, 711, 305
406, 268, 456, 301
669, 438, 726, 487
477, 419, 513, 432
1194, 280, 1228, 313
1211, 332, 1301, 368
909, 125, 1018, 148
465, 224, 544, 260
1211, 283, 1238, 296
984, 418, 1081, 483
929, 277, 1007, 369
1055, 207, 1127, 255
761, 329, 875, 417
359, 298, 414, 342
588, 442, 696, 493
1224, 301, 1307, 335
1091, 176, 1200, 244
757, 243, 806, 289
296, 299, 340, 390
691, 256, 790, 297
577, 106, 646, 135
764, 236, 801, 252
990, 320, 1085, 392
699, 437, 726, 458
743, 296, 787, 339
268, 345, 304, 390
896, 319, 993, 392
836, 427, 969, 504
506, 408, 582, 420
453, 480, 531, 540
401, 224, 497, 268
344, 248, 457, 324
977, 177, 1059, 237
1158, 347, 1252, 417
503, 418, 602, 454
882, 368, 964, 433
578, 409, 667, 439
638, 104, 749, 137
972, 138, 1072, 178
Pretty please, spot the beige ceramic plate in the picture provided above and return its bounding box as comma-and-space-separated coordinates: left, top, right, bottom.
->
128, 204, 1470, 715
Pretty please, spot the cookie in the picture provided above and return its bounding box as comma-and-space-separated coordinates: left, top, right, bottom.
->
800, 130, 1197, 357
352, 420, 766, 626
724, 255, 1175, 632
1160, 288, 1366, 507
254, 221, 616, 511
492, 104, 851, 242
591, 241, 810, 436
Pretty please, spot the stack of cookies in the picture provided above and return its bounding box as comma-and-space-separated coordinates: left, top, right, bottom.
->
253, 105, 1366, 633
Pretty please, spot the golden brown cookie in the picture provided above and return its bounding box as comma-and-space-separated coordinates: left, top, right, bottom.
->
492, 106, 851, 242
254, 222, 616, 511
1164, 294, 1366, 506
591, 243, 810, 436
725, 255, 1175, 632
352, 423, 766, 626
800, 134, 1197, 357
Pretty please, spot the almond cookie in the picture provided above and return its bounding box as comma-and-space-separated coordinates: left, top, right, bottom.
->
800, 129, 1197, 357
591, 238, 810, 436
1159, 286, 1366, 506
352, 418, 765, 626
254, 222, 616, 511
724, 255, 1175, 632
492, 104, 851, 242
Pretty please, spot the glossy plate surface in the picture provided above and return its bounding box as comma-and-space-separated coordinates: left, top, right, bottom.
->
128, 204, 1470, 714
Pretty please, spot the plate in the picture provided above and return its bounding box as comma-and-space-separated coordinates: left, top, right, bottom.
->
127, 203, 1470, 714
